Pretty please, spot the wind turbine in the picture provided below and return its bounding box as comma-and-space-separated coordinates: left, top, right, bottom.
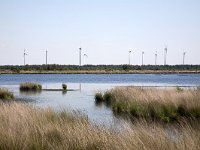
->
83, 54, 88, 65
164, 46, 167, 65
128, 50, 132, 65
79, 48, 82, 66
23, 49, 27, 65
45, 50, 48, 65
183, 51, 186, 65
142, 51, 144, 66
155, 51, 157, 65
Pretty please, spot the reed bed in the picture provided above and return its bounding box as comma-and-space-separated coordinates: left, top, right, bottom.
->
0, 88, 14, 100
95, 87, 200, 122
20, 82, 42, 91
0, 102, 200, 150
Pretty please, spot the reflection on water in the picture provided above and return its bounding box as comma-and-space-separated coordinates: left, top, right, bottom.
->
79, 83, 82, 91
95, 100, 104, 107
20, 90, 42, 96
62, 90, 67, 95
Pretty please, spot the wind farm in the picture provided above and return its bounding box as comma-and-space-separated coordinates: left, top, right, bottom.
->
0, 50, 199, 74
0, 1, 200, 150
19, 46, 189, 65
1, 46, 198, 74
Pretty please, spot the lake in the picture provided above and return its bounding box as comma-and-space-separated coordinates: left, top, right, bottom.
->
0, 74, 200, 127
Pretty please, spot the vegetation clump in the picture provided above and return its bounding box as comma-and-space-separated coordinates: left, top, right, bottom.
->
95, 92, 103, 103
0, 88, 14, 101
62, 84, 67, 91
96, 87, 200, 123
95, 91, 114, 106
176, 86, 184, 92
20, 82, 42, 91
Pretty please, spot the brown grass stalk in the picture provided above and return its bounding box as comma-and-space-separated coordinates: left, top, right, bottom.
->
0, 102, 200, 149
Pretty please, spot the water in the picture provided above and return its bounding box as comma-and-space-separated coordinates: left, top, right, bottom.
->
0, 74, 200, 127
1, 74, 200, 86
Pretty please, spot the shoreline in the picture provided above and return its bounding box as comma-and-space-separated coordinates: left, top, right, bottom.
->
0, 70, 200, 74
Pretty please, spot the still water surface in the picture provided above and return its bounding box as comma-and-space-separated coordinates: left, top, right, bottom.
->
0, 74, 200, 126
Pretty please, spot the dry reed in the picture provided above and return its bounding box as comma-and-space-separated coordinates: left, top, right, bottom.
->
98, 87, 200, 122
0, 102, 200, 150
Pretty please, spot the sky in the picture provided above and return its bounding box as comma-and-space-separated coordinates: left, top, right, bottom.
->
0, 0, 200, 65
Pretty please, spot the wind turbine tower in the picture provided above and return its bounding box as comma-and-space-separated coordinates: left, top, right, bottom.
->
46, 50, 48, 65
142, 51, 144, 65
155, 51, 157, 65
79, 48, 82, 66
183, 51, 186, 65
128, 50, 132, 65
164, 47, 167, 65
24, 49, 27, 65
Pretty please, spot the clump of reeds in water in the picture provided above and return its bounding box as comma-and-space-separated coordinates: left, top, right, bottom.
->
95, 92, 103, 103
62, 84, 67, 91
96, 87, 200, 123
0, 88, 14, 101
0, 102, 200, 150
95, 92, 113, 106
20, 82, 42, 91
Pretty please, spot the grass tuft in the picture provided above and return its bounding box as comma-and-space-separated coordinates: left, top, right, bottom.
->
20, 82, 42, 91
176, 86, 184, 92
0, 88, 14, 101
62, 84, 67, 91
95, 92, 104, 104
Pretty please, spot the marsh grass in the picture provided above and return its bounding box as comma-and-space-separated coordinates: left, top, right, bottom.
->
95, 92, 104, 104
20, 82, 42, 91
98, 87, 200, 123
62, 84, 67, 91
1, 102, 200, 150
176, 86, 184, 92
0, 88, 14, 100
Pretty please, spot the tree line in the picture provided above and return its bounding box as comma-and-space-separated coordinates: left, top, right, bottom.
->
0, 64, 200, 72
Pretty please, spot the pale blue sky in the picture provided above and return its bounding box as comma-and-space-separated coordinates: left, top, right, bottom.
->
0, 0, 200, 65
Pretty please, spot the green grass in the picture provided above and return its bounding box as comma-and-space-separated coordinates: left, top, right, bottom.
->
96, 87, 200, 123
0, 88, 14, 101
20, 82, 42, 91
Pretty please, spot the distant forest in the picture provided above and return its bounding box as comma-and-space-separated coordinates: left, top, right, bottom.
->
0, 64, 200, 72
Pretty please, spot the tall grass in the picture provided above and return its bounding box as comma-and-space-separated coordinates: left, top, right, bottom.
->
0, 102, 200, 150
0, 88, 14, 100
97, 87, 200, 122
20, 82, 42, 91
